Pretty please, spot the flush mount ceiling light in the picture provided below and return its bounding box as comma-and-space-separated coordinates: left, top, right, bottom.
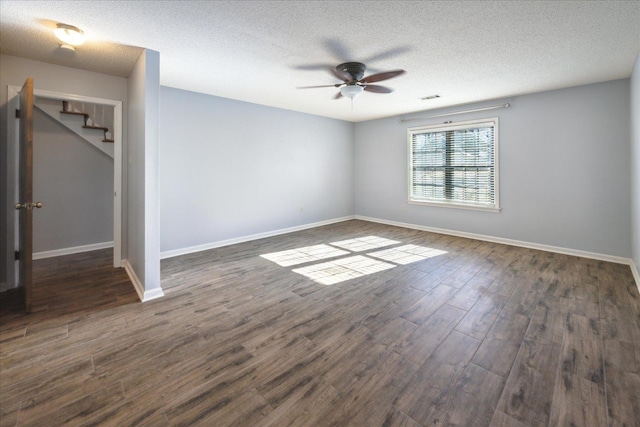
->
54, 23, 85, 46
339, 85, 364, 99
58, 44, 76, 53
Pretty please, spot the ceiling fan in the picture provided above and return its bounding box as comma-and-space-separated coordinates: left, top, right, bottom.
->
299, 62, 406, 99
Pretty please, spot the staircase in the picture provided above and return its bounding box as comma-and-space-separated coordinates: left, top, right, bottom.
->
61, 101, 114, 143
34, 98, 115, 159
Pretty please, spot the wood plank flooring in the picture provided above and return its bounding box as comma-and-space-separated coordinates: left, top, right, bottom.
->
1, 220, 639, 426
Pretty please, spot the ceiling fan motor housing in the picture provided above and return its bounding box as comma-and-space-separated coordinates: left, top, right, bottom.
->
337, 62, 366, 82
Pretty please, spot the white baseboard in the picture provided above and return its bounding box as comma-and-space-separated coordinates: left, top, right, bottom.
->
33, 241, 114, 260
160, 215, 356, 260
355, 215, 632, 266
142, 287, 165, 301
122, 259, 164, 303
121, 260, 143, 301
631, 260, 640, 295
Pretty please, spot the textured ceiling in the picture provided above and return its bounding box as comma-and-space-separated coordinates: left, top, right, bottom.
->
1, 1, 639, 122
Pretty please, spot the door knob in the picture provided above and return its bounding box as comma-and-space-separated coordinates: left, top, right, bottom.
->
32, 202, 43, 208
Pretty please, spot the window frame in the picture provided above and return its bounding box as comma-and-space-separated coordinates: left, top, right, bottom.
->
407, 117, 500, 212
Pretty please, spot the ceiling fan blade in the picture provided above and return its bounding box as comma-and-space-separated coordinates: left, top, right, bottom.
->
331, 67, 353, 82
362, 46, 412, 63
294, 63, 350, 83
360, 69, 406, 84
297, 84, 342, 89
323, 38, 353, 62
294, 63, 334, 71
363, 85, 393, 94
333, 91, 343, 100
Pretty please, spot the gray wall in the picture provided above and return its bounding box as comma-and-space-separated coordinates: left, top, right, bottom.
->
159, 86, 354, 254
0, 54, 128, 288
355, 79, 631, 258
33, 108, 113, 253
127, 49, 161, 295
632, 54, 640, 273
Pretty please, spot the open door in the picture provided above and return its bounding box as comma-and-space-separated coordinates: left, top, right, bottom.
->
15, 78, 41, 313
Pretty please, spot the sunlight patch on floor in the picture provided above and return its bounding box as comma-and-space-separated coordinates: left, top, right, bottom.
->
260, 244, 349, 267
368, 244, 448, 265
260, 236, 447, 286
292, 255, 396, 285
329, 236, 399, 252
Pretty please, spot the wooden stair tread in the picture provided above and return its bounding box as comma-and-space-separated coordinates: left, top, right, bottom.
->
83, 125, 109, 131
60, 110, 88, 117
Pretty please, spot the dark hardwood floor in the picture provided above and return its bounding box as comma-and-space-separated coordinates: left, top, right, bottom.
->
1, 220, 639, 426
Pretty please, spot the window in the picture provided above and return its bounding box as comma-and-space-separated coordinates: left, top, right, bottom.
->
408, 118, 499, 211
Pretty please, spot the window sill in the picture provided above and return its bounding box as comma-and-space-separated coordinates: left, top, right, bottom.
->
408, 199, 501, 213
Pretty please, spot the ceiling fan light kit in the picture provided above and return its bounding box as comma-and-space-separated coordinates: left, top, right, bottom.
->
340, 85, 364, 99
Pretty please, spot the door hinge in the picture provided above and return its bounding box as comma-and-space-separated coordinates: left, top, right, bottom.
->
14, 251, 20, 260
15, 109, 20, 119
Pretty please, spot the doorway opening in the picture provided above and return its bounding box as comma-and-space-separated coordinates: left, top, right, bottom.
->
6, 86, 123, 290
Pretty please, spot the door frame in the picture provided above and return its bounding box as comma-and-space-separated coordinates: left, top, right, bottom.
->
6, 86, 123, 288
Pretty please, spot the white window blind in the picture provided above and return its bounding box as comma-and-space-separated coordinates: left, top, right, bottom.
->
408, 119, 499, 210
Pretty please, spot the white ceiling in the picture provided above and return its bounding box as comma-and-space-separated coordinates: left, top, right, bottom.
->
1, 1, 639, 122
